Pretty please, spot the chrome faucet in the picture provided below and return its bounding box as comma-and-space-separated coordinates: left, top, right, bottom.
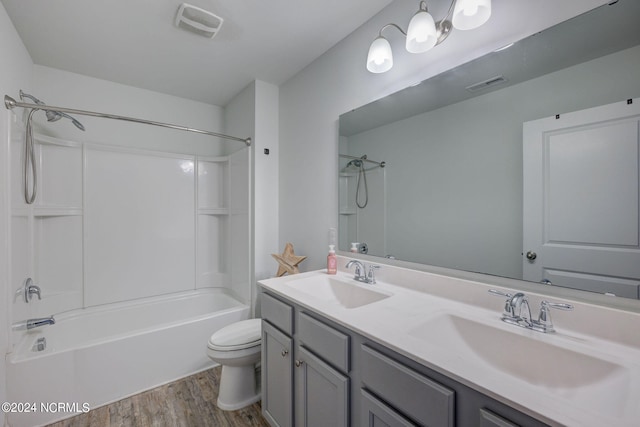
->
345, 260, 380, 284
489, 289, 573, 333
26, 316, 55, 330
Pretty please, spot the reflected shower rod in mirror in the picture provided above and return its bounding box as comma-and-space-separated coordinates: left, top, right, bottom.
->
339, 154, 386, 168
3, 94, 252, 146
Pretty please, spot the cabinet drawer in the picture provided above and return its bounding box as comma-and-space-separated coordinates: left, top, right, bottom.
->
261, 292, 293, 335
479, 409, 520, 427
361, 345, 454, 427
298, 312, 350, 372
361, 389, 417, 427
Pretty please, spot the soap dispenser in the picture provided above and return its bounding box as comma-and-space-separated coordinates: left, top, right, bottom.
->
327, 245, 337, 275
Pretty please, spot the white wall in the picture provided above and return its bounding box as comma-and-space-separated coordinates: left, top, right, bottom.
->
33, 65, 225, 156
344, 45, 640, 279
278, 0, 607, 271
253, 81, 280, 288
224, 80, 280, 314
0, 0, 33, 414
224, 82, 255, 306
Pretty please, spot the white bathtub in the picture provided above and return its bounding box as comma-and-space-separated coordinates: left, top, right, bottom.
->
6, 288, 250, 427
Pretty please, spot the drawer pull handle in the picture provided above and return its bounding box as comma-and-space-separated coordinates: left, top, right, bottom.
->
281, 349, 289, 357
295, 360, 304, 367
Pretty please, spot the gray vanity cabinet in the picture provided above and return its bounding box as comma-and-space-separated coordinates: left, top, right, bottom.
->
259, 288, 549, 427
261, 292, 349, 427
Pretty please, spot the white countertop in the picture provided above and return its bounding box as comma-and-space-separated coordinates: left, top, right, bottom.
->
259, 260, 640, 427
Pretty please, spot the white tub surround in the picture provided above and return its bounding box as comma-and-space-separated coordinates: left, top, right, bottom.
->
7, 289, 249, 427
259, 256, 640, 427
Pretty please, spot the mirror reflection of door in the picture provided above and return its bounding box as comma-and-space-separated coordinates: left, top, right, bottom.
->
523, 98, 640, 298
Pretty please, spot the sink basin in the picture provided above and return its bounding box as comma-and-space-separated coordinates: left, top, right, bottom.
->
284, 275, 391, 308
409, 313, 631, 417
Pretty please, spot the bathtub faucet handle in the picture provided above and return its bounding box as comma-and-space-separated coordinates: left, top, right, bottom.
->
24, 278, 41, 303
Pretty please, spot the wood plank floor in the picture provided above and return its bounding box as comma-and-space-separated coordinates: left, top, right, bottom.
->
46, 367, 269, 427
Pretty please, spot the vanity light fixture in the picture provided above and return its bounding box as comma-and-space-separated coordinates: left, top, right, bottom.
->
366, 0, 492, 73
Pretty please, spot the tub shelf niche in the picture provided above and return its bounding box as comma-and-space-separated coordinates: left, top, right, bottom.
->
197, 156, 231, 288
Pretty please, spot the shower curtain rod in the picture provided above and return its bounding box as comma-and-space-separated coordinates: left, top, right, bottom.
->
339, 154, 386, 167
4, 95, 252, 146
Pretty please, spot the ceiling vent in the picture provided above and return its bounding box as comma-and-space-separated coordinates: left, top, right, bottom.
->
465, 75, 508, 93
175, 3, 224, 39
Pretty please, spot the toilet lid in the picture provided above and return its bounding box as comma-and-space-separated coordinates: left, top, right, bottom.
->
208, 318, 262, 351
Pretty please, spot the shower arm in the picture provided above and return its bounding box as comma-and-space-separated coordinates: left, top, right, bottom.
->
339, 154, 386, 168
4, 95, 251, 146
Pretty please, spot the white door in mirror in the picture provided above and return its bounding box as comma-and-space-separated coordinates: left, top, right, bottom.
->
523, 98, 640, 298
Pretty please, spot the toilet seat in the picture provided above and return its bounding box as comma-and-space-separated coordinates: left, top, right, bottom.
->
208, 318, 261, 351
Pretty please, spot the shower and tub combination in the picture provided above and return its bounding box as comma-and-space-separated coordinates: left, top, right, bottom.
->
3, 92, 254, 426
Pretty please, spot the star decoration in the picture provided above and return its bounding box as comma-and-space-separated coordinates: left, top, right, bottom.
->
271, 243, 307, 277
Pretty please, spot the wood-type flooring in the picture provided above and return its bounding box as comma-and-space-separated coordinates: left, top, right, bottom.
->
46, 367, 269, 427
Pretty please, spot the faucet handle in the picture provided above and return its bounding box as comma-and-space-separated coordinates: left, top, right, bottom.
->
533, 300, 574, 333
23, 278, 41, 303
488, 289, 513, 298
366, 264, 380, 284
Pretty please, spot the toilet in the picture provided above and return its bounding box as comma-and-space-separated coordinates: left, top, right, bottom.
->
207, 318, 262, 411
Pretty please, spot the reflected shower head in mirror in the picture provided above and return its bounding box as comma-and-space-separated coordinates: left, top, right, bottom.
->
344, 159, 363, 171
342, 155, 367, 172
19, 90, 85, 131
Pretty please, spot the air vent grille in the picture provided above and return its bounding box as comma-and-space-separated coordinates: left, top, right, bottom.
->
175, 3, 224, 39
465, 75, 508, 93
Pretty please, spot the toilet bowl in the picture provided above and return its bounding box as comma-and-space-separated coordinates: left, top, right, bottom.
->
207, 318, 262, 411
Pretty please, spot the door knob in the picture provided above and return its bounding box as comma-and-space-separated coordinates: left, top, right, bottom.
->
525, 251, 537, 261
281, 349, 289, 357
295, 360, 304, 368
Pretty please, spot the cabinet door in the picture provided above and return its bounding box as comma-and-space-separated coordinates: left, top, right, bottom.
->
262, 321, 293, 427
295, 346, 349, 427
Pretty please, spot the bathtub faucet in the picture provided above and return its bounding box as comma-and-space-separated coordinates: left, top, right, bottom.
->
26, 316, 55, 330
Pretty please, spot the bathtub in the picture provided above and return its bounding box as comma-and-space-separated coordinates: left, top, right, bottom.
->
6, 288, 250, 427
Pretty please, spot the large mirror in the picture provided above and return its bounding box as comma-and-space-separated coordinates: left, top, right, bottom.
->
339, 0, 640, 300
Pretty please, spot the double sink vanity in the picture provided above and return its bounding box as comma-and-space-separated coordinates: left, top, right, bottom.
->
258, 255, 640, 427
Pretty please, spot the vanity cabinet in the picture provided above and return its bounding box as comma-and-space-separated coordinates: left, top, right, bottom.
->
259, 288, 548, 427
261, 292, 349, 427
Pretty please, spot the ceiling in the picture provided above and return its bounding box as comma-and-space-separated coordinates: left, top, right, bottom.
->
1, 0, 393, 106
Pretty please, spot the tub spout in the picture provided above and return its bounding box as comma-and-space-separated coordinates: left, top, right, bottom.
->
26, 316, 55, 330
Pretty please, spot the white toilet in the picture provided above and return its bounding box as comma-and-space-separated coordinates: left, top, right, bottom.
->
207, 318, 262, 411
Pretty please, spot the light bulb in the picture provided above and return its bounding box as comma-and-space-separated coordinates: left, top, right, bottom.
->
367, 36, 393, 73
452, 0, 491, 31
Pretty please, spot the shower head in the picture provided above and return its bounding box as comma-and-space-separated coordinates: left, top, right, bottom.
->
19, 90, 85, 131
342, 155, 367, 172
57, 111, 86, 131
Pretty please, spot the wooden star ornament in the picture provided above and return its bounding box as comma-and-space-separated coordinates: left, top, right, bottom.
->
271, 243, 307, 277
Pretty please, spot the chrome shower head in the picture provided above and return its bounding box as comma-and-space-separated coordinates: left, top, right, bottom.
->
58, 111, 85, 131
19, 90, 85, 131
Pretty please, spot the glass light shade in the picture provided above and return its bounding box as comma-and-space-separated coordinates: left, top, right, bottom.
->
452, 0, 491, 30
367, 36, 393, 73
405, 10, 437, 53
